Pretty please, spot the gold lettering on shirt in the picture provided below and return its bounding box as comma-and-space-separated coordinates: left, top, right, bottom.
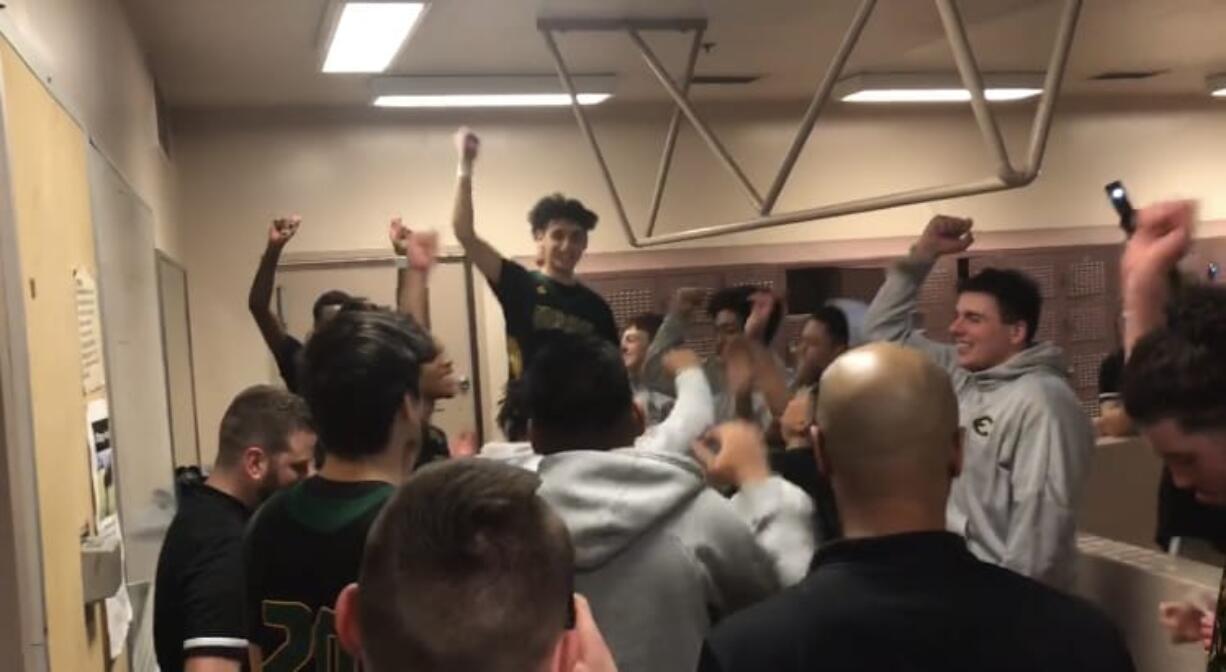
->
532, 305, 597, 336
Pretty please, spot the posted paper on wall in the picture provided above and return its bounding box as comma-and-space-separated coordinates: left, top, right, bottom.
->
74, 268, 107, 396
87, 398, 117, 528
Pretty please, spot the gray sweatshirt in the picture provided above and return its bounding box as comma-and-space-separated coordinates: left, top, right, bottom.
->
641, 312, 774, 427
482, 366, 816, 672
863, 257, 1095, 591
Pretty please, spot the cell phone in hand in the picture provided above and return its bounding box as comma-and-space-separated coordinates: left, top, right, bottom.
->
1105, 180, 1135, 236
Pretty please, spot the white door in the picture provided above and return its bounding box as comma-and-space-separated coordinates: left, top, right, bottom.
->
275, 259, 482, 442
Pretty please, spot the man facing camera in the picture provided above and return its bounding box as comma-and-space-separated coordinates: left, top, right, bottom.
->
863, 215, 1094, 590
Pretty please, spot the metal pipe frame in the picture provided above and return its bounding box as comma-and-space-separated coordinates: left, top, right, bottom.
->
762, 0, 877, 214
935, 0, 1017, 182
645, 28, 704, 237
627, 29, 764, 210
540, 0, 1082, 248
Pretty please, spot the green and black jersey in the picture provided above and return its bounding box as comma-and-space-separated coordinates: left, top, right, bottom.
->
244, 476, 393, 671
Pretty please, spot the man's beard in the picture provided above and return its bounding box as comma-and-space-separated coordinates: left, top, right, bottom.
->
255, 471, 281, 503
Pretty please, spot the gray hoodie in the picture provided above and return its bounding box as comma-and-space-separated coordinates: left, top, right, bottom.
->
864, 257, 1095, 591
482, 366, 816, 672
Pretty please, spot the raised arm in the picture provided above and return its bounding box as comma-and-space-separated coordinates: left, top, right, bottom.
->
390, 218, 437, 329
863, 215, 971, 371
247, 217, 298, 351
451, 128, 503, 283
635, 348, 714, 456
640, 287, 705, 395
692, 421, 817, 586
1121, 201, 1195, 356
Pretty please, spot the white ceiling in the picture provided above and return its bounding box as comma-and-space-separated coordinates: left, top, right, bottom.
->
119, 0, 1226, 108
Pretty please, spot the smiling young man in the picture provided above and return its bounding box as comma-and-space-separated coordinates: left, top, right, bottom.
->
862, 215, 1094, 591
450, 128, 618, 381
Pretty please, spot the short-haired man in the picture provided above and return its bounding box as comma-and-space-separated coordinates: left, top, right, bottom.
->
244, 309, 435, 670
489, 332, 814, 672
451, 128, 618, 381
778, 305, 853, 448
154, 385, 316, 672
621, 312, 673, 424
1111, 200, 1226, 662
334, 458, 617, 672
388, 218, 468, 468
863, 215, 1094, 590
247, 216, 354, 392
643, 286, 788, 427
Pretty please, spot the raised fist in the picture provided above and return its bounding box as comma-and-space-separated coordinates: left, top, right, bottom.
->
913, 215, 974, 261
269, 216, 301, 247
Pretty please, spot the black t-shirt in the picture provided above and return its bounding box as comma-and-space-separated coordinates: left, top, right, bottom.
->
1098, 349, 1124, 396
272, 335, 304, 393
700, 532, 1135, 672
244, 476, 393, 671
768, 449, 841, 542
154, 483, 252, 672
491, 260, 618, 379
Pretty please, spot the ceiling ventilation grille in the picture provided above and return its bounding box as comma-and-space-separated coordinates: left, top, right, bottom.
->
1088, 70, 1168, 81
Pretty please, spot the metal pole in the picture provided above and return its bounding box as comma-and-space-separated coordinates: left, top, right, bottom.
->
542, 28, 642, 247
646, 28, 705, 237
935, 0, 1017, 182
627, 28, 764, 211
537, 17, 708, 33
761, 0, 877, 215
635, 176, 1014, 247
1023, 0, 1082, 177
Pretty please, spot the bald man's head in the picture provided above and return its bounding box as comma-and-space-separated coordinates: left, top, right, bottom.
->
816, 343, 961, 507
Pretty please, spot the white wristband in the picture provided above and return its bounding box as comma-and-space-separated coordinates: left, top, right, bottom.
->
457, 165, 472, 179
395, 256, 409, 270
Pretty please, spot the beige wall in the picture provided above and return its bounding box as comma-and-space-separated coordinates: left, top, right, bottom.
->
174, 100, 1226, 448
0, 0, 180, 259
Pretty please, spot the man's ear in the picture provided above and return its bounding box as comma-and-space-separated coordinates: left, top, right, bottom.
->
243, 446, 268, 482
548, 628, 581, 672
335, 583, 363, 658
1008, 321, 1029, 347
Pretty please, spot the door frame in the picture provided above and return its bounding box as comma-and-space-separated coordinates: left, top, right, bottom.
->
276, 249, 486, 442
155, 251, 203, 467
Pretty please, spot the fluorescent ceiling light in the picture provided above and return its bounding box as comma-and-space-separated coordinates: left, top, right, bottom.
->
1208, 74, 1226, 97
322, 2, 426, 73
371, 75, 615, 108
837, 73, 1044, 104
842, 88, 1042, 103
376, 93, 610, 108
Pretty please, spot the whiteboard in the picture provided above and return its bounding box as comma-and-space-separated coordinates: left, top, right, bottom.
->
87, 145, 176, 586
